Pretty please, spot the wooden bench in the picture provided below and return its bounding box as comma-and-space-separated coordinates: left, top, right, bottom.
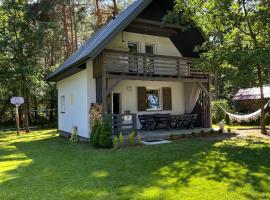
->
172, 114, 197, 129
154, 114, 171, 130
139, 114, 197, 131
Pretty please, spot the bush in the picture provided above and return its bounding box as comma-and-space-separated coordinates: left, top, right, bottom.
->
90, 120, 98, 144
93, 121, 102, 148
119, 133, 124, 146
200, 130, 205, 137
99, 114, 113, 149
209, 129, 215, 135
265, 113, 270, 125
218, 129, 223, 134
191, 132, 196, 137
169, 134, 174, 141
212, 99, 231, 124
181, 134, 187, 138
113, 136, 119, 149
137, 135, 142, 145
227, 128, 231, 133
128, 132, 136, 145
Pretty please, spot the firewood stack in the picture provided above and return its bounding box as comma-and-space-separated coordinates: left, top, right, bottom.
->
89, 103, 103, 127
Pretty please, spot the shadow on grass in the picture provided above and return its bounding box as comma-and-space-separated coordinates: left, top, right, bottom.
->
0, 131, 270, 199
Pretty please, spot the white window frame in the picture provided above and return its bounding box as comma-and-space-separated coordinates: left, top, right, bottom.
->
145, 43, 156, 55
128, 41, 140, 53
146, 88, 162, 111
60, 95, 66, 113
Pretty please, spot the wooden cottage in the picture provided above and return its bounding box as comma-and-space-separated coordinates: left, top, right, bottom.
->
233, 86, 270, 112
46, 0, 211, 140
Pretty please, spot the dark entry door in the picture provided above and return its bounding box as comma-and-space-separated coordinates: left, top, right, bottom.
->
113, 93, 120, 114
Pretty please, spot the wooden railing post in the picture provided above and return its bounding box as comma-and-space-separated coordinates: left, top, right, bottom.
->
132, 113, 137, 135
177, 58, 180, 78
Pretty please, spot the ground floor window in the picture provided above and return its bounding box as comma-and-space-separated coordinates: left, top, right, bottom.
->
137, 87, 171, 112
146, 89, 161, 111
60, 95, 65, 113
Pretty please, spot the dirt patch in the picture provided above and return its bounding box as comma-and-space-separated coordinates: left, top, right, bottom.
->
234, 129, 270, 139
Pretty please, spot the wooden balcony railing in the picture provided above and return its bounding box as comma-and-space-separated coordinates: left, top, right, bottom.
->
102, 49, 209, 80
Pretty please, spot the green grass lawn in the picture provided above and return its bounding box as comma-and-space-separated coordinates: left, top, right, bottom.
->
1, 130, 270, 200
213, 124, 260, 130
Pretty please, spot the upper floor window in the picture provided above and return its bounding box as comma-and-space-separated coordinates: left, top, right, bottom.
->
145, 44, 155, 73
128, 42, 139, 72
145, 44, 155, 55
128, 42, 139, 53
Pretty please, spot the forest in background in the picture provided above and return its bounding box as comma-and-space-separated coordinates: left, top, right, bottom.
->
0, 0, 133, 129
0, 0, 269, 133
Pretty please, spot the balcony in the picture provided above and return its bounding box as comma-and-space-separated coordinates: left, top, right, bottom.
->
100, 49, 209, 82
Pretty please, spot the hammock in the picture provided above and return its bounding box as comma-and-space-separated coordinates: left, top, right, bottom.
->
219, 100, 270, 122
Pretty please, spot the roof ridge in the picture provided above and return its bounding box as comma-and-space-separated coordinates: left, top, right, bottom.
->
46, 0, 152, 81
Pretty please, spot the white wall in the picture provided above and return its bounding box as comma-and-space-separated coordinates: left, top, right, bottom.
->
57, 60, 96, 138
106, 32, 182, 57
112, 80, 185, 128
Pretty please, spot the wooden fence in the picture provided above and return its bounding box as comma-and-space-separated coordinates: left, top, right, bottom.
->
109, 113, 137, 135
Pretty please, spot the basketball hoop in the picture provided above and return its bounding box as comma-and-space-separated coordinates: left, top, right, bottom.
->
10, 97, 24, 135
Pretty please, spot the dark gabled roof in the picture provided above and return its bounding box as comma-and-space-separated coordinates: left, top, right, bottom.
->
46, 0, 204, 82
46, 0, 152, 81
233, 86, 270, 101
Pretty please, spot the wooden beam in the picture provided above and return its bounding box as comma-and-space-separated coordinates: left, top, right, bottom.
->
197, 82, 210, 97
134, 18, 186, 30
126, 23, 177, 35
106, 79, 121, 96
101, 75, 107, 113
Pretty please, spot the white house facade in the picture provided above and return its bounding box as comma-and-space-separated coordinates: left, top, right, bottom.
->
47, 0, 211, 139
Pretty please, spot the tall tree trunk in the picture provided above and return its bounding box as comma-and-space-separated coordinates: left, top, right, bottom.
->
69, 5, 74, 53
112, 0, 119, 15
72, 6, 78, 50
33, 95, 38, 124
257, 67, 267, 134
23, 95, 30, 133
62, 4, 70, 58
242, 0, 267, 134
214, 73, 219, 99
95, 0, 102, 29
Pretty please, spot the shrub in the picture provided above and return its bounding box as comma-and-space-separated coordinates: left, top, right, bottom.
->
200, 130, 205, 137
137, 135, 142, 145
227, 128, 231, 133
191, 132, 196, 137
265, 113, 270, 125
90, 120, 98, 144
209, 129, 215, 135
113, 136, 119, 149
169, 134, 174, 141
119, 133, 124, 146
99, 114, 113, 149
93, 121, 102, 148
70, 125, 78, 143
128, 132, 136, 145
218, 129, 223, 134
212, 99, 231, 124
181, 134, 187, 138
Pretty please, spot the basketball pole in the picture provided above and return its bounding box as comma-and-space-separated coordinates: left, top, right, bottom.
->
16, 105, 20, 135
